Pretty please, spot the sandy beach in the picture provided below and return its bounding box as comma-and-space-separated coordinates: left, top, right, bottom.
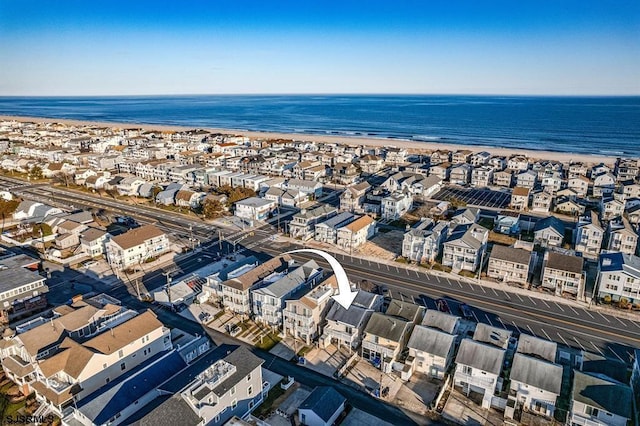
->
0, 114, 625, 165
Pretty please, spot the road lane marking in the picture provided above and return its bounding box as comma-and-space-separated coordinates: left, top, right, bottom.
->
457, 280, 463, 288
598, 312, 611, 323
415, 270, 419, 278
541, 328, 552, 341
472, 311, 480, 323
556, 332, 570, 347
573, 337, 586, 351
542, 299, 551, 309
528, 296, 537, 306
485, 314, 493, 326
568, 306, 579, 316
479, 286, 487, 293
491, 288, 499, 297
504, 292, 511, 300
498, 317, 507, 329
386, 264, 389, 271
554, 302, 565, 312
608, 347, 625, 363
526, 325, 536, 336
590, 342, 605, 357
615, 316, 627, 326
583, 309, 595, 319
515, 293, 524, 302
446, 278, 452, 286
435, 276, 441, 283
511, 321, 521, 334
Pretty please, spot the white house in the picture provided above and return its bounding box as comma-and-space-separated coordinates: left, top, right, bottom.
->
596, 252, 640, 305
569, 371, 632, 426
406, 325, 456, 380
234, 197, 277, 222
453, 339, 506, 409
105, 225, 170, 270
297, 386, 346, 426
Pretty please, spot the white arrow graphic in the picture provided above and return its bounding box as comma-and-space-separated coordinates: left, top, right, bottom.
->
287, 249, 358, 309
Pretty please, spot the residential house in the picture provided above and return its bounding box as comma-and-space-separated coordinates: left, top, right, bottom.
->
555, 197, 586, 216
530, 190, 553, 213
533, 216, 565, 248
494, 211, 520, 235
339, 182, 370, 213
575, 211, 604, 260
380, 191, 413, 221
251, 260, 323, 327
321, 290, 382, 350
593, 173, 616, 197
493, 170, 513, 188
452, 150, 472, 165
384, 147, 407, 165
569, 371, 632, 426
332, 162, 359, 185
615, 158, 639, 182
473, 323, 513, 350
233, 197, 276, 222
568, 162, 588, 179
471, 166, 494, 188
488, 156, 507, 171
510, 187, 530, 211
620, 181, 640, 203
359, 154, 384, 174
218, 256, 292, 315
507, 353, 562, 420
429, 162, 451, 181
285, 179, 323, 198
453, 338, 506, 409
596, 252, 640, 305
298, 386, 346, 426
105, 225, 170, 270
442, 224, 489, 272
175, 190, 206, 209
79, 228, 110, 258
361, 312, 413, 373
0, 254, 47, 324
541, 251, 584, 298
288, 204, 337, 240
541, 173, 564, 195
336, 215, 376, 252
450, 164, 472, 185
13, 200, 62, 222
402, 219, 449, 264
421, 310, 461, 335
406, 325, 456, 380
516, 170, 537, 189
487, 245, 532, 287
606, 218, 638, 255
507, 156, 529, 172
430, 150, 451, 166
568, 176, 590, 198
264, 187, 306, 207
471, 151, 491, 166
283, 280, 334, 345
601, 197, 624, 221
315, 212, 355, 244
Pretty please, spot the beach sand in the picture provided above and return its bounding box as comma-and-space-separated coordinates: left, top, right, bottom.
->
0, 114, 624, 165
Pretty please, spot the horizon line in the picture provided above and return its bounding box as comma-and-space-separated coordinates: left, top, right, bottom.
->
1, 92, 639, 98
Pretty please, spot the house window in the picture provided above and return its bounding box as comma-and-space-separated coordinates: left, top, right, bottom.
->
462, 365, 473, 375
585, 406, 599, 417
231, 399, 237, 410
248, 386, 253, 396
120, 362, 126, 371
247, 373, 251, 382
118, 349, 124, 358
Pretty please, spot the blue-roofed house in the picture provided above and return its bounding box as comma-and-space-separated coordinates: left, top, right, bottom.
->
596, 252, 640, 305
297, 386, 346, 426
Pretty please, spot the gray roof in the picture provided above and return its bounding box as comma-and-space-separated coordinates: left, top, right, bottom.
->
252, 260, 320, 299
455, 339, 505, 375
130, 394, 201, 426
352, 290, 380, 309
533, 216, 565, 235
572, 371, 632, 419
235, 196, 274, 208
293, 203, 336, 220
341, 408, 394, 426
473, 323, 512, 349
510, 353, 562, 394
422, 310, 460, 334
316, 212, 354, 229
407, 325, 456, 359
546, 252, 584, 274
364, 312, 410, 342
490, 245, 532, 266
385, 299, 424, 322
0, 267, 46, 295
212, 346, 264, 397
298, 386, 346, 422
326, 303, 369, 327
516, 335, 557, 363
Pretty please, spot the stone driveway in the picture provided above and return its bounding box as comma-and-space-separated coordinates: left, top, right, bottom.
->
304, 344, 351, 378
442, 389, 504, 426
392, 373, 440, 416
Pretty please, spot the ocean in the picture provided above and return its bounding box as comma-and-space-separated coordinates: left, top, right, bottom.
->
0, 95, 638, 157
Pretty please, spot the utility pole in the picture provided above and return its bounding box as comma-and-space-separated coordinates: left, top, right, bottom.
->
163, 271, 173, 307
189, 224, 194, 250
218, 229, 223, 251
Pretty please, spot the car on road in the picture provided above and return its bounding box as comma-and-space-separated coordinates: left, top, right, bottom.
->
459, 303, 474, 320
436, 298, 451, 314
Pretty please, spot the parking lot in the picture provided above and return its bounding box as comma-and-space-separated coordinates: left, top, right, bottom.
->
433, 187, 511, 209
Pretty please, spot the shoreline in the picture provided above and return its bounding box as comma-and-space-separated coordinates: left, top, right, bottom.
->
0, 114, 627, 165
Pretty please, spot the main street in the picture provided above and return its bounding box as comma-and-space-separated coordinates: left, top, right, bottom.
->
2, 175, 638, 364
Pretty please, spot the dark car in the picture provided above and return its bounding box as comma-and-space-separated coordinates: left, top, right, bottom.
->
436, 298, 451, 314
459, 303, 474, 320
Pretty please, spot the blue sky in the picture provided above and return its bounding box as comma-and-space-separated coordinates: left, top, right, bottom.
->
0, 0, 639, 95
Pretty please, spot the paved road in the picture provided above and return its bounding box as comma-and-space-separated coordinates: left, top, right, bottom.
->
3, 175, 638, 364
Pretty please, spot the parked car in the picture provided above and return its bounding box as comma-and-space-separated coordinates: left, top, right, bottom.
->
436, 298, 451, 314
459, 303, 474, 320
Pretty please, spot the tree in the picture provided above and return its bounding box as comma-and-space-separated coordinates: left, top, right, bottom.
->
31, 223, 53, 238
28, 165, 43, 180
202, 198, 225, 219
0, 198, 20, 233
52, 171, 74, 187
151, 185, 162, 203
